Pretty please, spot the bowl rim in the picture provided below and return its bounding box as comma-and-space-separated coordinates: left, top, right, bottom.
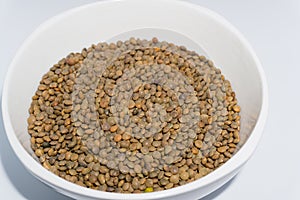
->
1, 0, 268, 199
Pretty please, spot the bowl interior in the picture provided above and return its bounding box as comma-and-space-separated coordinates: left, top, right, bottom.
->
3, 0, 264, 199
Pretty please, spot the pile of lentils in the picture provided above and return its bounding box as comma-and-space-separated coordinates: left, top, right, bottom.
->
27, 37, 241, 193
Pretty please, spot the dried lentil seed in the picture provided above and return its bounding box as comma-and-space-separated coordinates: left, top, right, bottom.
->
179, 171, 189, 180
169, 174, 179, 184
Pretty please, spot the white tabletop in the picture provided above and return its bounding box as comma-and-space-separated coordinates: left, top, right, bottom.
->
1, 0, 300, 199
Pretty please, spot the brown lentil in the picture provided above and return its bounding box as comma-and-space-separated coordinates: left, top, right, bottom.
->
27, 37, 241, 193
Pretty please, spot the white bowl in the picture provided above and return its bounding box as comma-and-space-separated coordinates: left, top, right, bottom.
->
2, 0, 268, 199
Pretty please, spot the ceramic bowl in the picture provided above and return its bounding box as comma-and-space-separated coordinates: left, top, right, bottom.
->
2, 0, 268, 199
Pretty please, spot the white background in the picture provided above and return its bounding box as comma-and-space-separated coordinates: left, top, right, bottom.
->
0, 0, 300, 199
